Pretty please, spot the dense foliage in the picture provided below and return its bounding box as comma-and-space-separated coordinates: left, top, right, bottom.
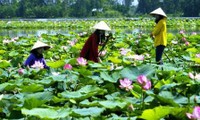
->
0, 0, 199, 18
0, 19, 200, 119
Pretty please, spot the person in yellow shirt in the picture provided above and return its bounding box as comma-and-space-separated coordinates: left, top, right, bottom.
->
150, 7, 167, 65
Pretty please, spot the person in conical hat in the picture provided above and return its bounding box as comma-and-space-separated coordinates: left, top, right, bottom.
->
80, 21, 111, 63
150, 7, 167, 65
24, 41, 50, 69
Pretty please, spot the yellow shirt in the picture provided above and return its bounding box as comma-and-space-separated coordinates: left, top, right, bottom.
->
152, 18, 167, 47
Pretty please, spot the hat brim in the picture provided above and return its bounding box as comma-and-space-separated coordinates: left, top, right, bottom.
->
31, 46, 50, 52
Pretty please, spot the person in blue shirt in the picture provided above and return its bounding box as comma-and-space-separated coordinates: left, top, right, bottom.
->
24, 41, 50, 69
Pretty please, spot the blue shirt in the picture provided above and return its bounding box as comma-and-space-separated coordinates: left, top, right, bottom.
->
24, 53, 49, 69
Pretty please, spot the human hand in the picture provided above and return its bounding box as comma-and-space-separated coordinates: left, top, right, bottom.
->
150, 33, 154, 39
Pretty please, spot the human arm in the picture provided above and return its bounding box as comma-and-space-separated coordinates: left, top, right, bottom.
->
24, 54, 35, 67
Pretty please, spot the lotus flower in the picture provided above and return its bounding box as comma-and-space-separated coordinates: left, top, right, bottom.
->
142, 80, 151, 90
0, 94, 4, 100
171, 40, 178, 44
189, 72, 200, 80
192, 32, 197, 35
182, 37, 186, 42
99, 50, 107, 57
64, 64, 72, 70
179, 30, 185, 34
133, 54, 145, 61
18, 68, 24, 75
137, 75, 151, 90
120, 48, 130, 56
77, 57, 87, 66
196, 54, 200, 58
186, 106, 200, 119
52, 72, 60, 76
3, 39, 11, 44
119, 78, 133, 91
185, 41, 190, 46
31, 61, 44, 69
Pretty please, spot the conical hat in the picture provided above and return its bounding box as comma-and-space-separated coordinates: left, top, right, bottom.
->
93, 21, 111, 31
150, 7, 167, 17
31, 41, 50, 51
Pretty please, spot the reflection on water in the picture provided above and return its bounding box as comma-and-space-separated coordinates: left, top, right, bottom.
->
0, 27, 199, 38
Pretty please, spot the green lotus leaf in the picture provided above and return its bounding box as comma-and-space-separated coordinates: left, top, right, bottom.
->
9, 51, 19, 57
0, 60, 11, 68
0, 83, 16, 92
139, 106, 173, 120
21, 108, 71, 119
71, 107, 105, 117
99, 100, 127, 109
140, 106, 188, 120
0, 50, 6, 54
23, 92, 53, 109
59, 85, 106, 101
108, 57, 122, 64
186, 47, 197, 53
157, 91, 179, 107
50, 74, 66, 82
100, 72, 119, 83
20, 84, 44, 92
120, 65, 155, 80
46, 60, 65, 68
191, 58, 200, 63
79, 99, 99, 107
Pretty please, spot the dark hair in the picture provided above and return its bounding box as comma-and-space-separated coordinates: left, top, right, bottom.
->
95, 30, 105, 43
155, 15, 165, 23
31, 48, 43, 58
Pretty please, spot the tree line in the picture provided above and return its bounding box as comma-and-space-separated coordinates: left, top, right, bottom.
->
0, 0, 199, 18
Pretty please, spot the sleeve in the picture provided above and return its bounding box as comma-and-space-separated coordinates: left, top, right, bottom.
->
80, 35, 91, 58
152, 20, 164, 36
42, 58, 50, 70
91, 35, 99, 58
24, 54, 35, 67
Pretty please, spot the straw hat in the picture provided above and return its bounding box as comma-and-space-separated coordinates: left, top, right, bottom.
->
93, 21, 111, 31
31, 41, 50, 51
150, 7, 167, 17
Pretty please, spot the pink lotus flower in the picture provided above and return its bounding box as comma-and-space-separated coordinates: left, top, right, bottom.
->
137, 75, 151, 90
31, 61, 44, 69
142, 80, 151, 90
77, 57, 87, 66
18, 68, 24, 75
189, 72, 200, 80
64, 64, 72, 70
99, 50, 107, 57
171, 40, 178, 44
120, 48, 130, 55
186, 106, 200, 119
196, 54, 200, 58
192, 32, 197, 35
133, 54, 145, 61
182, 37, 186, 42
179, 30, 185, 34
119, 78, 133, 91
137, 75, 148, 85
185, 41, 190, 46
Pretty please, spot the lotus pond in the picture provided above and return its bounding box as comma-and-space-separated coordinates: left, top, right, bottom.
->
0, 18, 200, 120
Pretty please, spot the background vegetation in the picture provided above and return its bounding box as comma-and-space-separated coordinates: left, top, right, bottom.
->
0, 0, 199, 18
